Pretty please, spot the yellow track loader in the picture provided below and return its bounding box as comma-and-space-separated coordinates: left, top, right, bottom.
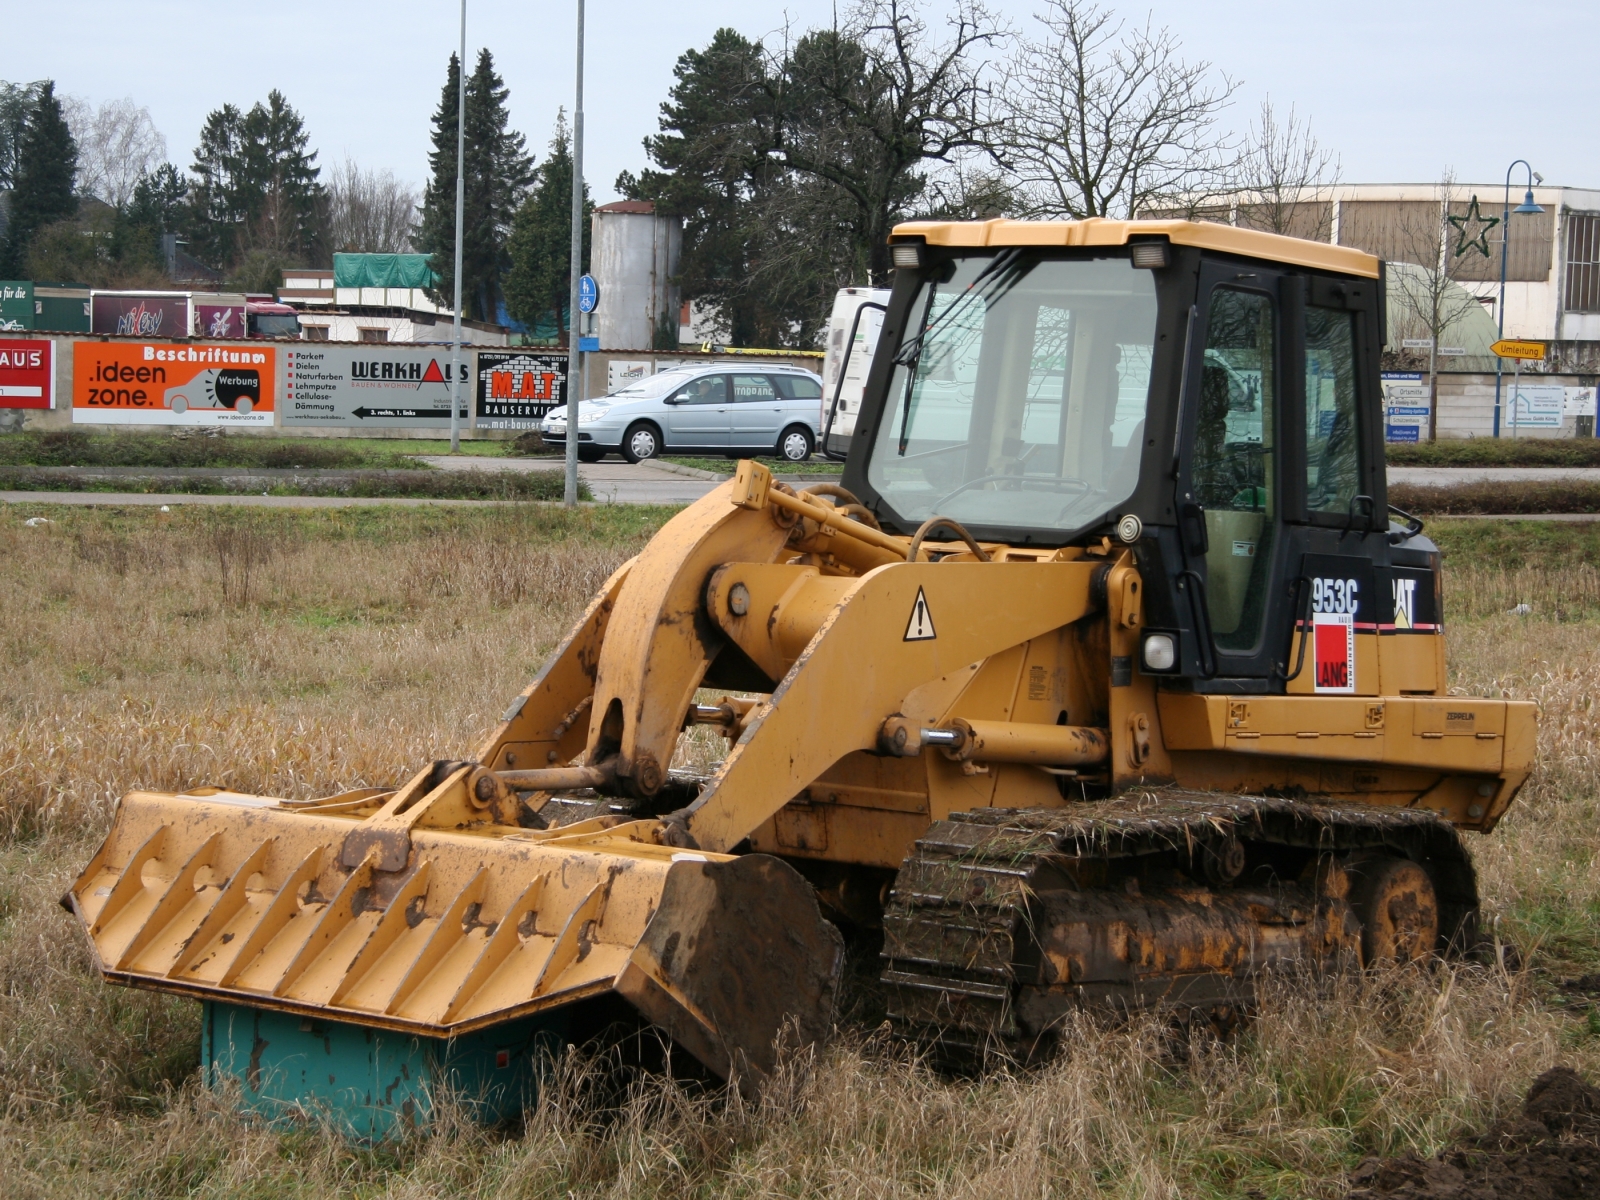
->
67, 218, 1535, 1125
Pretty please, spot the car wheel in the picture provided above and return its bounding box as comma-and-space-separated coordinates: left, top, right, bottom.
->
577, 445, 604, 463
777, 425, 814, 462
622, 422, 663, 463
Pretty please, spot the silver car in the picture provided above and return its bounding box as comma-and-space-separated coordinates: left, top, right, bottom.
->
541, 364, 825, 463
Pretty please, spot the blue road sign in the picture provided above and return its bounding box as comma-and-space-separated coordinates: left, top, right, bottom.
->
577, 275, 599, 314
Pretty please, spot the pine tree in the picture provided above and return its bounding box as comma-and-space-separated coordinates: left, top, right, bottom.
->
112, 163, 188, 272
505, 110, 590, 339
184, 91, 325, 277
234, 90, 325, 261
417, 49, 533, 322
185, 103, 243, 268
1, 81, 78, 277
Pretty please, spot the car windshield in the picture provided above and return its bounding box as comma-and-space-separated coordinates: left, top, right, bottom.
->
608, 369, 696, 400
864, 254, 1158, 538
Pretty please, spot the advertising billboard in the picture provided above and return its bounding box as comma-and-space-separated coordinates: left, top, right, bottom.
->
1, 282, 34, 330
1508, 384, 1563, 429
195, 302, 247, 340
0, 339, 53, 408
475, 351, 567, 429
91, 293, 192, 337
283, 345, 470, 427
73, 342, 275, 426
1381, 372, 1429, 443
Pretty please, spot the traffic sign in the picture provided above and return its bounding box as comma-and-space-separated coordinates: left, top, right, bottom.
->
1491, 339, 1546, 361
577, 275, 599, 314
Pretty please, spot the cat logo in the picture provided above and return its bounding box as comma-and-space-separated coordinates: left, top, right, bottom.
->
1392, 577, 1417, 629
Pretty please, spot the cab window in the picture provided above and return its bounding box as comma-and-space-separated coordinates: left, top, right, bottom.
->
1191, 286, 1275, 651
1304, 306, 1361, 517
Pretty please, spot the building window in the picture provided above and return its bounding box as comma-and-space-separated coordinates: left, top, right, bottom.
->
303, 324, 329, 341
358, 327, 388, 343
1566, 213, 1600, 314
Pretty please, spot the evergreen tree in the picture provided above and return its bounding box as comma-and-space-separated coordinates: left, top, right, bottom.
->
417, 49, 533, 322
0, 80, 44, 190
505, 110, 590, 339
112, 163, 188, 272
185, 103, 242, 267
1, 81, 78, 277
184, 91, 325, 276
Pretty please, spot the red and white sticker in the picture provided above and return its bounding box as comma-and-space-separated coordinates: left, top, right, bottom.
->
1312, 611, 1355, 693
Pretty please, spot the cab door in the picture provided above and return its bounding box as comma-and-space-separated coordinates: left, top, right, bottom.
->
1174, 261, 1294, 684
1278, 274, 1389, 696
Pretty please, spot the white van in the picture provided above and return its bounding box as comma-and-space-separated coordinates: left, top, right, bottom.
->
819, 286, 892, 459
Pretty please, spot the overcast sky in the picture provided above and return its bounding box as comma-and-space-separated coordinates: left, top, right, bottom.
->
7, 0, 1595, 204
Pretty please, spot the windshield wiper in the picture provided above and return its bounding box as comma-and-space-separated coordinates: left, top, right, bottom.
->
894, 248, 1025, 455
893, 248, 1024, 370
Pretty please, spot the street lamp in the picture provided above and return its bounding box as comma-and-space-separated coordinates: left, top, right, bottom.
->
1492, 160, 1545, 437
563, 0, 586, 507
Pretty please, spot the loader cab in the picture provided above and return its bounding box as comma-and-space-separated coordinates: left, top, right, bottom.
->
842, 220, 1410, 695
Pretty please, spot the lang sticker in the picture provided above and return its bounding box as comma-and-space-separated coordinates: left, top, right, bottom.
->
904, 587, 937, 641
1312, 611, 1355, 693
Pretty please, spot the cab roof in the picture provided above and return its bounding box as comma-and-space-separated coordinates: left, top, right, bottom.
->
890, 216, 1380, 280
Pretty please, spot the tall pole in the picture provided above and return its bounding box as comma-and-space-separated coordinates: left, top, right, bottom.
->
563, 0, 585, 507
1492, 159, 1534, 439
449, 0, 467, 453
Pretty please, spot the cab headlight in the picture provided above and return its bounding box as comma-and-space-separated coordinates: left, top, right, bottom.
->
578, 407, 611, 424
1142, 632, 1176, 672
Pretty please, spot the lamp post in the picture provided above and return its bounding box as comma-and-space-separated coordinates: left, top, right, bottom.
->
1491, 160, 1544, 437
563, 0, 586, 507
448, 0, 466, 454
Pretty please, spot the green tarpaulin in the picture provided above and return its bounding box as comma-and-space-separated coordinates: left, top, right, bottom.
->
333, 253, 438, 290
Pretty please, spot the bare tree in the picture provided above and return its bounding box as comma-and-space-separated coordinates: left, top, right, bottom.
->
1000, 0, 1237, 219
767, 0, 1007, 283
1230, 96, 1338, 239
63, 96, 166, 208
1386, 172, 1486, 439
326, 156, 418, 253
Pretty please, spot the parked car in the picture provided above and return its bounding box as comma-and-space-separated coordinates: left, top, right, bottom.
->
541, 363, 825, 463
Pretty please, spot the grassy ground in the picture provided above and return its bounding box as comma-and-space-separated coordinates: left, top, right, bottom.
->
0, 431, 521, 469
1, 511, 1597, 1198
0, 466, 583, 502
1392, 480, 1600, 515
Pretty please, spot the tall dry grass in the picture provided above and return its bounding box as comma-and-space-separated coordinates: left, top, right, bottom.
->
0, 509, 1597, 1198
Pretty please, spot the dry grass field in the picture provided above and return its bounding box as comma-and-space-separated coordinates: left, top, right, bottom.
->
2, 504, 1599, 1199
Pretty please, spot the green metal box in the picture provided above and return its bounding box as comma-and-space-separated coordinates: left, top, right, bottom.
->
201, 1001, 566, 1140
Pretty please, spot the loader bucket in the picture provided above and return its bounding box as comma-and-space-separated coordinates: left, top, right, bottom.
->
66, 782, 844, 1099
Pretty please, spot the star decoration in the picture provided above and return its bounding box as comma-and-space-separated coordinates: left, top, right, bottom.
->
1449, 194, 1500, 259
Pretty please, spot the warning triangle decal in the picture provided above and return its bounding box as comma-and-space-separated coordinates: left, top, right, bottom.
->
904, 587, 937, 641
420, 358, 447, 385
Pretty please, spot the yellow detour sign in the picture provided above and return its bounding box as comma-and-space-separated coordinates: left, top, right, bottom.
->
1491, 339, 1547, 361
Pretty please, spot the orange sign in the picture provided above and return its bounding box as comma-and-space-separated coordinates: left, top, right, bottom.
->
73, 342, 276, 426
1490, 339, 1547, 361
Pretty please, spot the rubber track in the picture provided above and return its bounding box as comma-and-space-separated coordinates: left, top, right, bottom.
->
879, 788, 1479, 1063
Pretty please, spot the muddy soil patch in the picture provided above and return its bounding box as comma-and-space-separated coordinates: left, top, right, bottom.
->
1349, 1067, 1600, 1199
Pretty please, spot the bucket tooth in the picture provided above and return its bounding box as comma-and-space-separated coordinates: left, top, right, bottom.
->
169, 837, 277, 980
327, 860, 434, 1009
384, 868, 488, 1020
441, 874, 550, 1023
116, 831, 222, 973
531, 881, 607, 999
217, 847, 323, 989
273, 851, 382, 1003
88, 824, 169, 961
